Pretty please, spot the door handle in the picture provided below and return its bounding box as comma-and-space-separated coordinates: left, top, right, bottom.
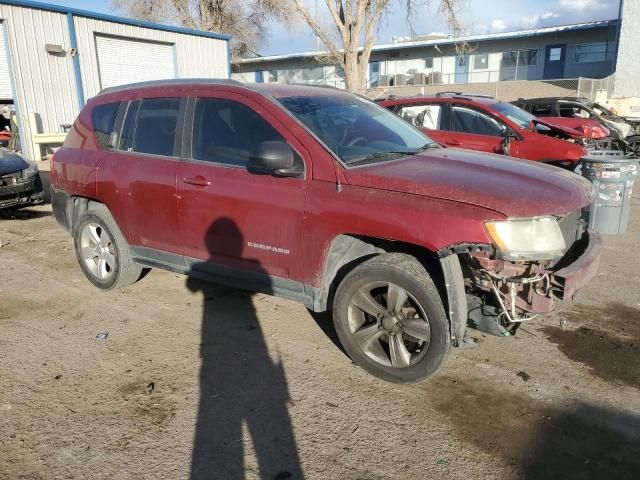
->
445, 140, 462, 146
183, 176, 211, 187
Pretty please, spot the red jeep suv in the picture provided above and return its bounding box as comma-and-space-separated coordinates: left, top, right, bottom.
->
51, 80, 601, 384
379, 93, 587, 170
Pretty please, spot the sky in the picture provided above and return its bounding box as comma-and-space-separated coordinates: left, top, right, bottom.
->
47, 0, 621, 55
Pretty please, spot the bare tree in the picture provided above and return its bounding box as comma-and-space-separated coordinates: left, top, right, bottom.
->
112, 0, 288, 57
291, 0, 466, 91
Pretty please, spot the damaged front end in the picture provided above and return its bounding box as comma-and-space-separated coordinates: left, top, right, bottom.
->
443, 211, 602, 340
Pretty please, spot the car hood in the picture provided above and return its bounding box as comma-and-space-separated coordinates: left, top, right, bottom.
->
0, 148, 29, 175
533, 118, 584, 139
344, 148, 593, 217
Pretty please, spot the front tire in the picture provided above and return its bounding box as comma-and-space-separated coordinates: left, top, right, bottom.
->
333, 253, 451, 384
73, 206, 143, 290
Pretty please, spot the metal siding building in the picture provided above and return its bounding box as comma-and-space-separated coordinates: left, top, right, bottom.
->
0, 0, 230, 161
233, 21, 618, 89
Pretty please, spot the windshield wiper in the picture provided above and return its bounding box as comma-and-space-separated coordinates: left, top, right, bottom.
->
346, 143, 439, 165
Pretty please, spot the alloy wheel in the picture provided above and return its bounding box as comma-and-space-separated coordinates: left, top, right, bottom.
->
347, 281, 431, 368
79, 222, 116, 280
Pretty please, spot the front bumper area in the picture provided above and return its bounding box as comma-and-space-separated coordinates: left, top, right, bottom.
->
0, 173, 45, 210
469, 229, 602, 319
549, 230, 602, 301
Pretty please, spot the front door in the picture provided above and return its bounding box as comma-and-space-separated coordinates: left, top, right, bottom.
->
454, 55, 469, 84
544, 44, 566, 79
445, 104, 506, 153
177, 92, 307, 285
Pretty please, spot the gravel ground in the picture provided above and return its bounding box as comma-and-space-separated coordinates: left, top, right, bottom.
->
0, 191, 639, 480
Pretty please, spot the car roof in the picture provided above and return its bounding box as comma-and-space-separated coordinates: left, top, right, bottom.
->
515, 97, 591, 105
97, 79, 350, 99
378, 94, 499, 107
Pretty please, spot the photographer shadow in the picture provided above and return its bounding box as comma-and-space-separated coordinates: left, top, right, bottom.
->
188, 218, 303, 480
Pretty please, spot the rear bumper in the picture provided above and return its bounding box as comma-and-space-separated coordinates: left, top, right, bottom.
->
551, 229, 602, 301
0, 173, 45, 210
51, 186, 71, 231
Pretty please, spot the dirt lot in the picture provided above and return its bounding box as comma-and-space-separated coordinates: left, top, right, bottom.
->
1, 192, 639, 480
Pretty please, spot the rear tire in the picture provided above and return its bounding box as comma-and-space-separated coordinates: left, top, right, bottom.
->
332, 253, 451, 384
73, 205, 143, 290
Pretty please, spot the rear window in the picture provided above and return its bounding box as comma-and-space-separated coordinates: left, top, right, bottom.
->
92, 102, 120, 150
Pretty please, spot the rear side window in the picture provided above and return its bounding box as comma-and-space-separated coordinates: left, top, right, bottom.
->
191, 98, 284, 166
118, 98, 181, 156
92, 102, 120, 150
530, 104, 553, 116
451, 105, 505, 137
133, 98, 181, 156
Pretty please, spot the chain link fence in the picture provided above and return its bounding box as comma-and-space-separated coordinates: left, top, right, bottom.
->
576, 75, 616, 101
358, 75, 619, 102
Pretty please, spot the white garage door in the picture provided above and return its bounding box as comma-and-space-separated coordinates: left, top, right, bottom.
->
0, 22, 13, 99
96, 35, 176, 90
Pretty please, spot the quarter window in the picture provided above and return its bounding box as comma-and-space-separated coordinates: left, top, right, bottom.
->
451, 106, 506, 137
92, 102, 120, 150
191, 98, 285, 167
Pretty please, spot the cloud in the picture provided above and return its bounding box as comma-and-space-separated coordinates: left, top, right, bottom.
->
490, 19, 507, 31
480, 0, 617, 33
559, 0, 607, 10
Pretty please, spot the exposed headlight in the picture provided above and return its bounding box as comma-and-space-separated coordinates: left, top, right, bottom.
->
22, 162, 39, 178
484, 216, 566, 261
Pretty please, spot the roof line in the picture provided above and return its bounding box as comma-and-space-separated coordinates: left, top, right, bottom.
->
0, 0, 231, 41
235, 19, 617, 65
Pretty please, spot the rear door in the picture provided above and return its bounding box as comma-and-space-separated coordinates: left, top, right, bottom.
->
445, 104, 507, 153
97, 96, 183, 257
177, 91, 308, 284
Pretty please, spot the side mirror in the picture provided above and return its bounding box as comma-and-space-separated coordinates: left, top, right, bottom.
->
247, 141, 303, 178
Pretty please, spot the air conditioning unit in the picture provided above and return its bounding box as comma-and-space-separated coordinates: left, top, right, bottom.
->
412, 73, 427, 85
429, 71, 443, 84
395, 74, 409, 86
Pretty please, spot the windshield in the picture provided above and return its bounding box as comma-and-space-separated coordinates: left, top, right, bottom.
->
278, 94, 437, 165
491, 102, 536, 129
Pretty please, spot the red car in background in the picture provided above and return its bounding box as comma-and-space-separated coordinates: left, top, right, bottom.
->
378, 93, 587, 170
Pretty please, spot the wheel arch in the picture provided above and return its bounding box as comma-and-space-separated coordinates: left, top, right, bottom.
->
313, 234, 470, 347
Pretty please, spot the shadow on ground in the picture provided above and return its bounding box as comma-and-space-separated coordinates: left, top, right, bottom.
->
424, 377, 640, 479
543, 302, 640, 388
188, 218, 303, 480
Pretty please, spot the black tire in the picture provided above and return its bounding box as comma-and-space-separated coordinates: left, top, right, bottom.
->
332, 253, 450, 384
73, 204, 143, 290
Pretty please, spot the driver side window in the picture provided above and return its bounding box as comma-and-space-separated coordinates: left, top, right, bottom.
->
191, 98, 286, 167
451, 105, 506, 137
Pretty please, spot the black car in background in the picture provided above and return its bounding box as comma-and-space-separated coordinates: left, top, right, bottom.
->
0, 148, 44, 210
513, 96, 640, 155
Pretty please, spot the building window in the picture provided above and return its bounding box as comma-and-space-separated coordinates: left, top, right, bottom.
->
573, 42, 609, 63
549, 47, 562, 61
501, 49, 538, 67
473, 53, 488, 70
425, 57, 433, 69
268, 70, 278, 82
